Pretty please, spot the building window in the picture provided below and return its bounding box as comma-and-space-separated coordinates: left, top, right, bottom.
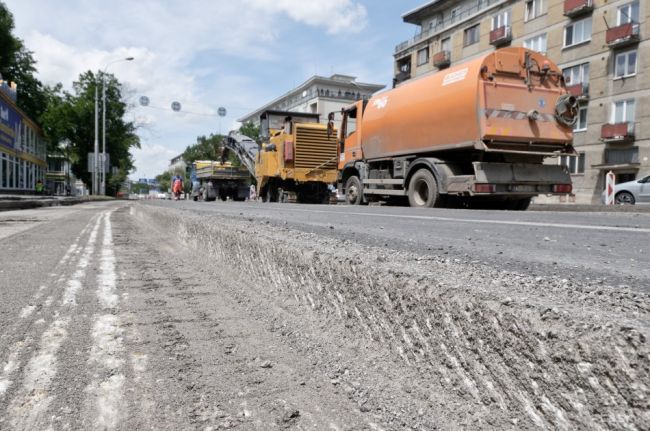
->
523, 34, 547, 53
613, 99, 635, 124
417, 47, 429, 66
441, 37, 451, 52
563, 63, 589, 85
525, 0, 543, 21
464, 24, 480, 46
559, 153, 585, 174
491, 10, 510, 30
450, 7, 460, 24
574, 106, 588, 131
564, 17, 591, 47
614, 50, 637, 78
617, 1, 640, 25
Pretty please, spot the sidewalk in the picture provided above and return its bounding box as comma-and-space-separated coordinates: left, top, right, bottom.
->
0, 195, 112, 211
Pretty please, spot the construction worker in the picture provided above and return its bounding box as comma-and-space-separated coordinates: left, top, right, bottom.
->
35, 179, 44, 194
172, 176, 183, 200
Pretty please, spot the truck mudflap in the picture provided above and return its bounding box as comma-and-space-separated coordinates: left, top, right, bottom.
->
446, 162, 572, 195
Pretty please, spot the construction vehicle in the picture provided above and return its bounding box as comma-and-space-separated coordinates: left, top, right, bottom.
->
335, 47, 577, 210
189, 160, 250, 201
225, 110, 338, 204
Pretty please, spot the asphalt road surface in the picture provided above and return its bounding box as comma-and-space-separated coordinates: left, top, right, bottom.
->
157, 199, 650, 292
0, 201, 648, 430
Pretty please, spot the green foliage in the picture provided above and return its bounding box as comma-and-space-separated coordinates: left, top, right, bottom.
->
182, 134, 223, 164
1, 2, 139, 196
40, 71, 140, 195
130, 182, 151, 195
239, 121, 260, 142
0, 2, 47, 122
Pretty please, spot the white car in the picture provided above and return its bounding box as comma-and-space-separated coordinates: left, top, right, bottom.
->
602, 175, 650, 205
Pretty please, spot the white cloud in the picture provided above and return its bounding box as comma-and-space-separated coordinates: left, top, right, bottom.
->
5, 0, 369, 180
244, 0, 367, 34
130, 143, 177, 180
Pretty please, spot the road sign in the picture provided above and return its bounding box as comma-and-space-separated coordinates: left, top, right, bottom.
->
87, 153, 110, 173
218, 107, 227, 117
171, 101, 182, 112
139, 96, 150, 106
605, 171, 616, 205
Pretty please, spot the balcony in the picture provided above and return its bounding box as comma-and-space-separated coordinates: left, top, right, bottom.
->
564, 0, 593, 18
606, 23, 640, 48
433, 50, 451, 69
601, 122, 634, 143
489, 26, 512, 47
566, 82, 589, 100
393, 70, 411, 87
395, 0, 508, 54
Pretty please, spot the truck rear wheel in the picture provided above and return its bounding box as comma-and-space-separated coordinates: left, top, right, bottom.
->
408, 169, 439, 208
345, 176, 363, 205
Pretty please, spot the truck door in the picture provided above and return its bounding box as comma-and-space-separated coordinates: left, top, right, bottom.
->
339, 103, 362, 170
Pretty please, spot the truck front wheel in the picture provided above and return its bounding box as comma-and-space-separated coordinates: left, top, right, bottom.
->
408, 169, 440, 208
345, 176, 363, 205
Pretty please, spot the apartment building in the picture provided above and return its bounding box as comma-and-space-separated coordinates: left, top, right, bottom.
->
394, 0, 649, 204
239, 74, 384, 130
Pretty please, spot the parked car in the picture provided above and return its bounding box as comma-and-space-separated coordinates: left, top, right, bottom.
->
601, 175, 650, 205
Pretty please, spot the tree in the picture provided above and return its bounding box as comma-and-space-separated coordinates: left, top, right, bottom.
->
182, 134, 224, 164
40, 71, 140, 195
0, 2, 47, 122
239, 121, 260, 142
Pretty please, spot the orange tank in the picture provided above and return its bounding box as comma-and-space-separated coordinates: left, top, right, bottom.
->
359, 47, 573, 160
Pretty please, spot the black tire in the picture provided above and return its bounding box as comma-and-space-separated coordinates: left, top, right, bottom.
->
615, 191, 635, 205
408, 169, 440, 208
345, 176, 363, 205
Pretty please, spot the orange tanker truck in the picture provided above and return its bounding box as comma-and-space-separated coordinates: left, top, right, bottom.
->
335, 47, 578, 210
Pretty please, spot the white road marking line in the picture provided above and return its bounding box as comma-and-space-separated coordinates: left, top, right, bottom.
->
261, 207, 650, 234
97, 212, 118, 310
0, 214, 103, 404
0, 339, 27, 399
18, 305, 36, 319
62, 214, 102, 306
5, 212, 106, 428
87, 211, 125, 430
9, 317, 70, 430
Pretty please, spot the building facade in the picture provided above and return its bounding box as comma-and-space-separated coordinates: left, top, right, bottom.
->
168, 154, 186, 174
0, 80, 47, 194
46, 154, 76, 195
238, 74, 385, 129
394, 0, 649, 204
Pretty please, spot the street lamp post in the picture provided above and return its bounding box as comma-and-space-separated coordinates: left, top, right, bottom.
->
96, 56, 134, 195
93, 85, 99, 195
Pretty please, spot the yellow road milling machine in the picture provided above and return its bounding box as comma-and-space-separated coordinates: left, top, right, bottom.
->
225, 110, 338, 204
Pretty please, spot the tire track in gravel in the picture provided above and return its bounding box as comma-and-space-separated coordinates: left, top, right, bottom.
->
134, 203, 650, 431
116, 206, 387, 430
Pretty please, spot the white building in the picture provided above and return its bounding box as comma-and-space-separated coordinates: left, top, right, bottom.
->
238, 74, 385, 128
168, 154, 186, 174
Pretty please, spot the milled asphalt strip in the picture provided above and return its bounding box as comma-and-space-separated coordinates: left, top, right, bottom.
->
7, 212, 104, 430
254, 207, 650, 234
0, 214, 100, 401
86, 210, 125, 431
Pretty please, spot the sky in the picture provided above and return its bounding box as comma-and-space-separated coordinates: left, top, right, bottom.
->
6, 0, 425, 180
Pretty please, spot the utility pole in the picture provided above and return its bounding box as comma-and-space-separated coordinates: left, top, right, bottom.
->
100, 56, 134, 195
101, 77, 106, 195
93, 83, 99, 195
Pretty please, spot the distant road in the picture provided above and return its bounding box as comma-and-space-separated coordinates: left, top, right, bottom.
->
149, 200, 650, 291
